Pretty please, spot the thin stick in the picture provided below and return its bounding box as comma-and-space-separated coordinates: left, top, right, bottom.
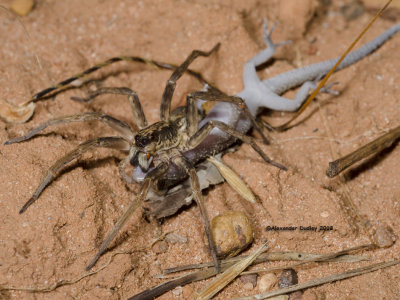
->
233, 258, 400, 300
241, 243, 373, 275
164, 244, 372, 274
326, 125, 400, 177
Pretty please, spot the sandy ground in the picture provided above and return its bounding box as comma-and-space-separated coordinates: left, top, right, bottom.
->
0, 0, 400, 299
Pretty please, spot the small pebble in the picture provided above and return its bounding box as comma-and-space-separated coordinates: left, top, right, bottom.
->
307, 44, 318, 56
172, 286, 182, 296
10, 0, 34, 16
279, 268, 298, 288
240, 274, 258, 288
340, 1, 364, 21
211, 211, 253, 258
152, 240, 169, 254
320, 211, 329, 218
374, 224, 396, 248
258, 273, 277, 292
279, 269, 302, 300
243, 282, 254, 291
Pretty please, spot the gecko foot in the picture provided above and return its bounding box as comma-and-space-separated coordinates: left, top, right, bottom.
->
320, 81, 340, 96
263, 19, 292, 50
312, 74, 340, 96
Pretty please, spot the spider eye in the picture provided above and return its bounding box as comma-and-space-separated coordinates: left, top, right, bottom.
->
135, 135, 150, 148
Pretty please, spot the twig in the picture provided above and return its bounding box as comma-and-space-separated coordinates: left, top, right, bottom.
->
326, 125, 400, 177
0, 5, 44, 73
233, 258, 400, 300
317, 99, 372, 239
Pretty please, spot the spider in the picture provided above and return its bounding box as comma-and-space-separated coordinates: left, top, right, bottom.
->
5, 43, 285, 271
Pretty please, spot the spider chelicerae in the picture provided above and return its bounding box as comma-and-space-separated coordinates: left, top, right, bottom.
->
5, 43, 285, 271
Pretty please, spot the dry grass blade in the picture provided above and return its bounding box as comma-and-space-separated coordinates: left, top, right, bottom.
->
128, 268, 218, 300
162, 253, 367, 275
207, 156, 256, 203
196, 243, 267, 300
233, 259, 400, 300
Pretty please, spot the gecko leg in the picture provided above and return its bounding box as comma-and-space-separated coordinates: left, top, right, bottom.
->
262, 19, 292, 50
255, 24, 400, 112
243, 20, 291, 89
241, 21, 339, 113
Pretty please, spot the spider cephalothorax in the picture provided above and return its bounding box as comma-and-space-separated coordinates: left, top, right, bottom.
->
130, 107, 187, 172
134, 118, 183, 152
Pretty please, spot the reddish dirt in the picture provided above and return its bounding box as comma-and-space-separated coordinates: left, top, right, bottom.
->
1, 0, 400, 299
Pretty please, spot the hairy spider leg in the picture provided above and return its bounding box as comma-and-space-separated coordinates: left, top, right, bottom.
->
187, 90, 270, 144
70, 87, 148, 129
86, 161, 170, 270
28, 55, 221, 104
186, 91, 286, 170
160, 43, 221, 121
4, 112, 135, 145
31, 56, 159, 101
188, 119, 286, 170
16, 137, 130, 214
173, 156, 220, 271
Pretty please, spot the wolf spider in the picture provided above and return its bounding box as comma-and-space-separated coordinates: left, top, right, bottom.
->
5, 43, 285, 271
